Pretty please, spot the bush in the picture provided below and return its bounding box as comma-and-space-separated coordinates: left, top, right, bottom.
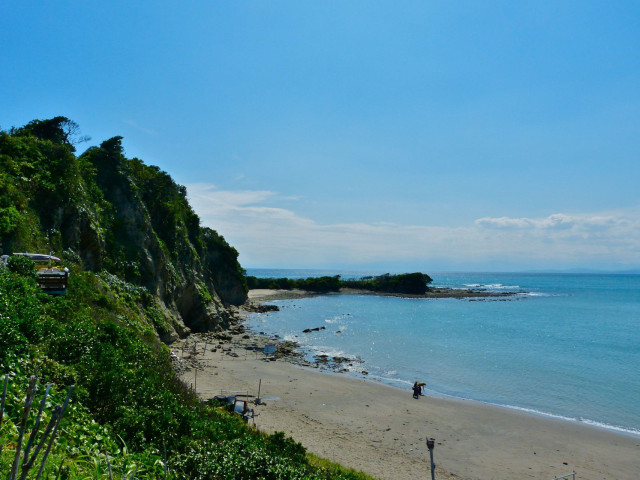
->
6, 255, 37, 278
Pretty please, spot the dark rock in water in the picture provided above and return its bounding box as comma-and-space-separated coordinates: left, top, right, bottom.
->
303, 326, 326, 333
332, 356, 350, 364
314, 355, 330, 364
244, 303, 279, 313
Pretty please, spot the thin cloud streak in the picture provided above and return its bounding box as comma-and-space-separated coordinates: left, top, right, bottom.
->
187, 183, 640, 270
122, 120, 158, 136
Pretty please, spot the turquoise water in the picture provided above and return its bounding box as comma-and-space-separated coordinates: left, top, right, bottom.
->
245, 271, 640, 436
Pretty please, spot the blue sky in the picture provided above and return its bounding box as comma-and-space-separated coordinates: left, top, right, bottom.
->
2, 1, 639, 271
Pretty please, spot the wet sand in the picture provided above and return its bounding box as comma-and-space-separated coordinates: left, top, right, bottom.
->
176, 325, 640, 480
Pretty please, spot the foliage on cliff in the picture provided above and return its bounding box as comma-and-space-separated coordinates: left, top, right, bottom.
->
0, 117, 247, 335
0, 264, 372, 479
0, 117, 373, 479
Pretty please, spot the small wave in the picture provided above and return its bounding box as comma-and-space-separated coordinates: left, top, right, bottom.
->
517, 292, 567, 298
309, 345, 355, 360
503, 404, 582, 422
462, 283, 520, 290
325, 314, 350, 324
580, 419, 640, 437
501, 405, 640, 437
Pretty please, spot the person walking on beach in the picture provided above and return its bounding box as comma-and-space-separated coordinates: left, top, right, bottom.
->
412, 381, 421, 399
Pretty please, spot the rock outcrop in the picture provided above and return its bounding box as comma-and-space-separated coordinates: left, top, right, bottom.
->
0, 118, 248, 340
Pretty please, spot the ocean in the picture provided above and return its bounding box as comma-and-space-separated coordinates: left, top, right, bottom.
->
244, 270, 640, 437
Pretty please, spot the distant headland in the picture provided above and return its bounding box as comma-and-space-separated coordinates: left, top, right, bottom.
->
245, 272, 519, 301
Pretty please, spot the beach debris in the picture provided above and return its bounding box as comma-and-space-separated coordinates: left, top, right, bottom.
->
210, 395, 255, 422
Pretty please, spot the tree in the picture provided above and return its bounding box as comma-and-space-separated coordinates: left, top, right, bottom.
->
16, 116, 90, 150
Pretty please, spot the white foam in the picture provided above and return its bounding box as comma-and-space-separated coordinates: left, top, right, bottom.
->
579, 419, 640, 437
310, 345, 355, 360
499, 404, 640, 437
463, 283, 519, 290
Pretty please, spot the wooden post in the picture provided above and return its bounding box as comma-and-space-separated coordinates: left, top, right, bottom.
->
427, 438, 436, 480
257, 379, 262, 404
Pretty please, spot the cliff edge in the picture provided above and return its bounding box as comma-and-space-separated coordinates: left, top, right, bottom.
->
0, 116, 247, 340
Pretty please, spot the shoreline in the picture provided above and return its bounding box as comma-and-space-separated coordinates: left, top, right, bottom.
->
175, 290, 639, 480
241, 299, 640, 440
247, 286, 520, 302
175, 325, 640, 480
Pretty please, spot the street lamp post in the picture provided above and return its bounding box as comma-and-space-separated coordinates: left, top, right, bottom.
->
426, 437, 436, 480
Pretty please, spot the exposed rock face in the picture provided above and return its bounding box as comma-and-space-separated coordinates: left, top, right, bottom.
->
0, 123, 248, 339
75, 138, 247, 336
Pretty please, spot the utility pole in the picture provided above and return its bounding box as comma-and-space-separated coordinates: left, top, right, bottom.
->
426, 437, 436, 480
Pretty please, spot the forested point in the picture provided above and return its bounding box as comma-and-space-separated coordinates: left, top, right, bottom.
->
246, 272, 434, 295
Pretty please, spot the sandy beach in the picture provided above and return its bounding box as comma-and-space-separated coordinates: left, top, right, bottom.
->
174, 291, 640, 480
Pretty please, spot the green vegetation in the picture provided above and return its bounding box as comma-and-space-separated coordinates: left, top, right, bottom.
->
246, 272, 433, 295
1, 267, 371, 478
0, 117, 247, 336
246, 275, 342, 292
0, 118, 375, 479
342, 272, 433, 295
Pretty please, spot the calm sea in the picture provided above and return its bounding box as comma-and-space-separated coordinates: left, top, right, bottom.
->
245, 269, 640, 436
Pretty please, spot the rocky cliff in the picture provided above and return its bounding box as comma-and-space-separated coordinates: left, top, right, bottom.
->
0, 117, 247, 340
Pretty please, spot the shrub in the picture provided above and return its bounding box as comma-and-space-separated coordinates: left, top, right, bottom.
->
6, 255, 37, 279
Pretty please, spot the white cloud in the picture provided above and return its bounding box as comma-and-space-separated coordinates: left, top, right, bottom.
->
475, 212, 634, 232
186, 183, 640, 270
